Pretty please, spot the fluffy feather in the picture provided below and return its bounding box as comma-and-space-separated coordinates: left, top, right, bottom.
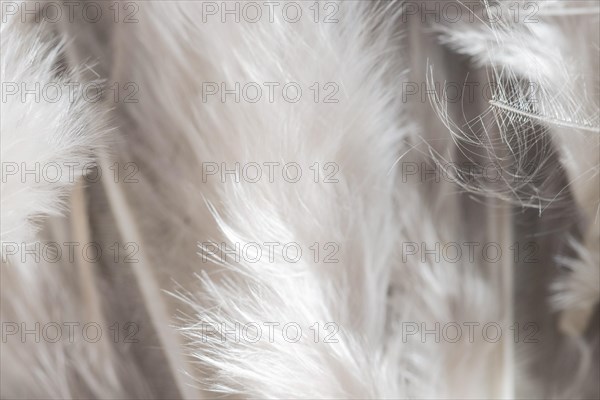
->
0, 10, 140, 399
433, 0, 599, 397
2, 0, 598, 398
116, 1, 416, 397
0, 12, 107, 247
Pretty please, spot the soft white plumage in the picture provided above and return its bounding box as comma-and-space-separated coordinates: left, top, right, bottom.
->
0, 12, 107, 247
1, 1, 598, 398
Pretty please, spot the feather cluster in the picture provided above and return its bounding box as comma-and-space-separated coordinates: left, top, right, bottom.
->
1, 1, 598, 399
